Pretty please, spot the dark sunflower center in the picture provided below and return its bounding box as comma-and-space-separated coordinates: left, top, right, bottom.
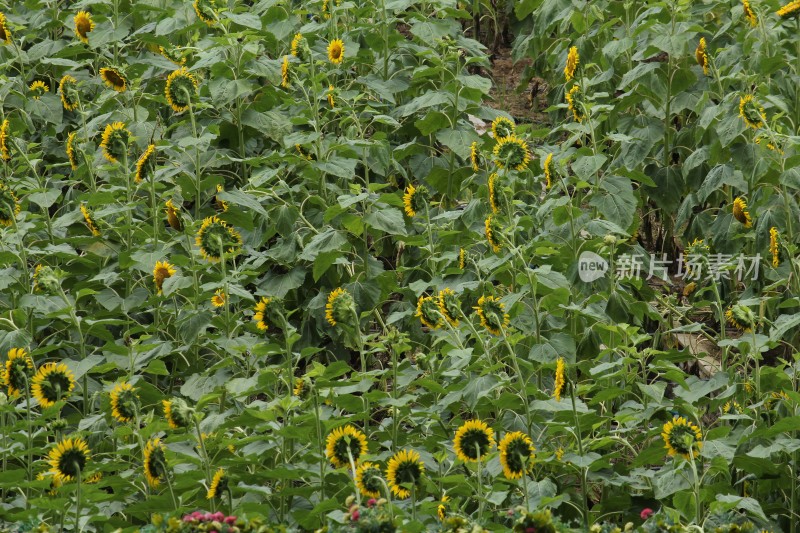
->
58, 449, 87, 478
8, 363, 32, 391
460, 429, 492, 460
41, 373, 72, 402
200, 223, 240, 258
504, 439, 531, 472
77, 19, 91, 35
105, 70, 125, 87
361, 468, 382, 492
395, 460, 422, 484
147, 449, 167, 479
333, 436, 362, 464
668, 425, 697, 454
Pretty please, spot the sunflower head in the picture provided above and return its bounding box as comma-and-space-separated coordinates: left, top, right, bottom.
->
66, 131, 80, 170
485, 214, 504, 253
437, 495, 450, 521
386, 449, 424, 499
437, 288, 460, 327
543, 152, 554, 189
453, 419, 495, 462
74, 11, 94, 43
195, 216, 243, 262
193, 0, 218, 25
59, 74, 80, 111
739, 94, 765, 130
163, 397, 193, 429
99, 121, 131, 164
777, 0, 800, 17
100, 67, 128, 93
493, 135, 530, 172
143, 438, 168, 488
662, 416, 703, 460
491, 116, 515, 140
325, 425, 369, 468
726, 304, 755, 332
0, 12, 11, 45
33, 264, 60, 294
474, 295, 509, 335
29, 80, 49, 100
159, 45, 187, 66
293, 376, 313, 399
37, 470, 63, 495
499, 431, 535, 480
281, 56, 290, 89
327, 39, 344, 64
48, 437, 90, 483
0, 182, 21, 227
722, 400, 742, 414
564, 46, 579, 81
109, 381, 139, 423
215, 184, 229, 212
291, 33, 306, 60
355, 462, 383, 499
415, 295, 442, 330
254, 296, 281, 331
553, 358, 566, 402
769, 226, 780, 267
211, 289, 226, 308
165, 67, 199, 113
470, 141, 480, 172
695, 38, 709, 75
207, 467, 227, 499
3, 348, 33, 398
732, 197, 753, 227
458, 247, 466, 270
403, 183, 428, 218
565, 84, 584, 122
135, 144, 157, 183
165, 199, 182, 230
488, 172, 501, 213
32, 362, 75, 408
327, 84, 335, 108
743, 0, 758, 25
0, 119, 11, 161
79, 204, 100, 236
153, 260, 177, 295
325, 287, 355, 327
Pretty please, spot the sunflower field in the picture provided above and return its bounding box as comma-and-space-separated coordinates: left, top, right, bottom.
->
2, 0, 800, 531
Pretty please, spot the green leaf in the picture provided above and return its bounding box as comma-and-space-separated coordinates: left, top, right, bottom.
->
589, 175, 636, 229
299, 229, 349, 261
364, 208, 408, 235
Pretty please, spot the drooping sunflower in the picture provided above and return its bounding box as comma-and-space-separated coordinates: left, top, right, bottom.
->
726, 304, 755, 332
553, 358, 565, 402
37, 470, 63, 495
437, 495, 449, 521
193, 0, 218, 25
291, 33, 304, 58
99, 67, 128, 93
769, 227, 780, 267
0, 12, 11, 45
543, 152, 553, 189
207, 467, 227, 499
327, 84, 335, 108
565, 84, 584, 122
355, 461, 383, 499
453, 419, 495, 463
295, 144, 313, 160
29, 80, 49, 100
165, 67, 199, 113
143, 437, 168, 488
325, 425, 368, 468
215, 184, 229, 212
386, 449, 424, 499
153, 260, 176, 295
3, 348, 33, 397
493, 135, 530, 171
491, 116, 515, 140
485, 215, 503, 253
109, 381, 139, 423
416, 295, 442, 330
564, 46, 579, 81
163, 397, 191, 429
662, 416, 703, 460
488, 172, 500, 213
743, 0, 757, 25
498, 431, 535, 480
135, 144, 157, 183
325, 286, 355, 327
281, 56, 290, 88
458, 248, 466, 270
403, 183, 428, 218
74, 11, 94, 43
159, 45, 187, 66
739, 94, 765, 130
327, 39, 344, 64
474, 295, 509, 335
722, 400, 742, 414
211, 289, 226, 308
31, 362, 75, 408
253, 296, 272, 331
437, 288, 460, 327
165, 199, 182, 230
322, 0, 331, 18
80, 204, 101, 236
695, 38, 709, 76
65, 131, 79, 170
470, 141, 480, 172
0, 182, 21, 227
293, 377, 310, 398
48, 437, 90, 483
0, 119, 11, 161
777, 0, 800, 17
99, 121, 130, 164
732, 197, 752, 227
195, 216, 243, 262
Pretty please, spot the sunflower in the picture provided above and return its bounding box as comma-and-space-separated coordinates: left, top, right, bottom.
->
732, 197, 752, 227
437, 288, 460, 327
474, 295, 509, 335
564, 46, 579, 81
281, 56, 290, 88
159, 45, 187, 65
37, 470, 62, 495
0, 182, 20, 227
291, 33, 304, 58
662, 416, 703, 460
0, 12, 11, 45
327, 84, 335, 108
386, 449, 424, 499
31, 362, 75, 408
726, 304, 755, 332
74, 11, 94, 43
193, 0, 218, 25
416, 295, 442, 329
99, 121, 130, 164
163, 399, 185, 429
555, 447, 564, 461
739, 94, 765, 130
211, 289, 226, 308
565, 84, 584, 122
29, 80, 49, 100
253, 296, 272, 331
215, 184, 229, 212
493, 135, 530, 171
453, 419, 495, 463
3, 348, 33, 397
48, 437, 90, 483
498, 431, 535, 480
322, 0, 331, 18
543, 152, 553, 189
485, 215, 503, 253
0, 119, 11, 161
143, 438, 168, 488
165, 199, 182, 230
79, 204, 101, 236
491, 116, 515, 140
438, 495, 449, 521
470, 141, 480, 172
63, 132, 80, 171
488, 172, 500, 213
153, 260, 176, 295
207, 467, 227, 499
109, 381, 139, 422
195, 216, 243, 262
458, 248, 466, 269
695, 38, 708, 76
743, 0, 757, 25
755, 134, 783, 153
99, 67, 128, 93
777, 0, 800, 16
295, 144, 313, 160
328, 39, 344, 64
135, 144, 156, 183
722, 400, 742, 414
769, 227, 780, 267
355, 462, 383, 499
326, 287, 356, 328
325, 425, 368, 468
403, 183, 428, 217
553, 358, 565, 402
165, 67, 199, 113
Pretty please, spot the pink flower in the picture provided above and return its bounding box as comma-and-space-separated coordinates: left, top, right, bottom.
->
367, 498, 377, 507
351, 508, 360, 521
224, 516, 237, 524
640, 508, 654, 520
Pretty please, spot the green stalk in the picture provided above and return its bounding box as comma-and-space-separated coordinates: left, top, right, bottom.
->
570, 383, 590, 529
187, 100, 202, 219
500, 328, 533, 434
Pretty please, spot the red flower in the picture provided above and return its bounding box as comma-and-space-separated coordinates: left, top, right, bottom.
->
640, 508, 654, 520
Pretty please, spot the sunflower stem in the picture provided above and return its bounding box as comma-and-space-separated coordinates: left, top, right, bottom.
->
313, 390, 326, 504
688, 449, 702, 524
187, 100, 202, 219
500, 328, 532, 435
193, 417, 213, 499
74, 462, 82, 533
570, 383, 590, 529
347, 447, 362, 507
475, 444, 484, 519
